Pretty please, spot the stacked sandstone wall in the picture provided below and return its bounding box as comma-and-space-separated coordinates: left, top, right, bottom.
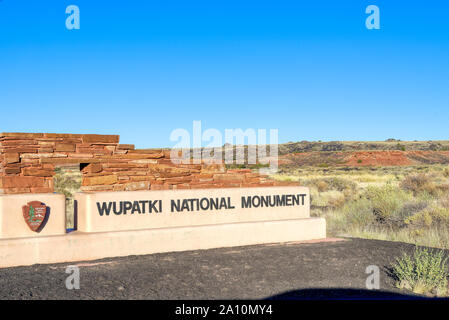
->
0, 132, 291, 194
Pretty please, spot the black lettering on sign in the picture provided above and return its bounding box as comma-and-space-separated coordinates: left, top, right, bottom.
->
97, 200, 162, 216
148, 200, 160, 213
139, 200, 148, 213
123, 201, 132, 214
241, 194, 307, 209
171, 197, 235, 212
96, 193, 306, 216
131, 201, 141, 214
97, 202, 112, 216
113, 202, 123, 215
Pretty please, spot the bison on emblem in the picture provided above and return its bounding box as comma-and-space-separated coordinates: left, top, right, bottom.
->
22, 201, 48, 232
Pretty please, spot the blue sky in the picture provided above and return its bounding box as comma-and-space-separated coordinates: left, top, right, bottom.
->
1, 1, 448, 148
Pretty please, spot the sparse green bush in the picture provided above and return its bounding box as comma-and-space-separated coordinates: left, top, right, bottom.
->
391, 247, 449, 296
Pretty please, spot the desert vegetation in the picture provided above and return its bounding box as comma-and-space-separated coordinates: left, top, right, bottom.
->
53, 165, 81, 229
273, 165, 449, 249
391, 247, 448, 296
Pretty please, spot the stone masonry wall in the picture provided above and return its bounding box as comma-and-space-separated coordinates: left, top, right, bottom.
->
0, 133, 292, 194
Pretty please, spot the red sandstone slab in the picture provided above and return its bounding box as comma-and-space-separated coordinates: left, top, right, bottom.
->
82, 175, 118, 186
43, 133, 83, 139
0, 140, 38, 146
22, 167, 54, 177
163, 176, 193, 184
82, 134, 119, 144
101, 154, 165, 160
102, 163, 148, 168
30, 187, 54, 193
76, 148, 112, 155
2, 187, 31, 194
67, 153, 95, 159
20, 153, 67, 159
54, 144, 76, 152
213, 173, 246, 181
4, 167, 21, 174
80, 185, 115, 192
117, 144, 135, 150
0, 133, 44, 139
0, 176, 46, 188
41, 158, 101, 164
2, 147, 39, 153
128, 149, 163, 154
4, 153, 20, 164
81, 163, 102, 174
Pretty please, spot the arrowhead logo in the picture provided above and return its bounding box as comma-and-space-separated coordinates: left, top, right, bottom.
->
22, 201, 48, 232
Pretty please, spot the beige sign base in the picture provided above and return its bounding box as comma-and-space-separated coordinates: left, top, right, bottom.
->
0, 217, 325, 268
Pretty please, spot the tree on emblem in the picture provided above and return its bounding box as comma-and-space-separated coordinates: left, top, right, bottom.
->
23, 201, 47, 231
28, 205, 35, 222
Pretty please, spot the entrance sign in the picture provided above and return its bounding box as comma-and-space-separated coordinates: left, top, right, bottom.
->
0, 186, 325, 268
75, 187, 310, 233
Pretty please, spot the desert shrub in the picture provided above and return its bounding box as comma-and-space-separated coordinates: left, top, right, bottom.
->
364, 184, 411, 225
310, 189, 346, 209
317, 163, 329, 168
304, 177, 356, 193
405, 206, 449, 229
439, 197, 449, 209
391, 201, 429, 229
391, 247, 449, 296
338, 198, 376, 230
327, 193, 346, 209
400, 173, 439, 196
316, 180, 329, 192
400, 201, 428, 217
54, 170, 82, 198
443, 167, 449, 178
437, 184, 449, 195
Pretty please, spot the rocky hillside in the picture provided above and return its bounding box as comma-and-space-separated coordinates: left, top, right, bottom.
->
278, 140, 449, 155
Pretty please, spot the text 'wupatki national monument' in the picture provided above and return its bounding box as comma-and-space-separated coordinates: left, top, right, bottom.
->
0, 132, 325, 268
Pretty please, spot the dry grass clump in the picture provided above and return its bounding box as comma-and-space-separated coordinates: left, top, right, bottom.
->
303, 177, 357, 192
400, 173, 449, 197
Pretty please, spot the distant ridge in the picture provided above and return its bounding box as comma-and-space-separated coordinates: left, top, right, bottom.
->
278, 140, 449, 155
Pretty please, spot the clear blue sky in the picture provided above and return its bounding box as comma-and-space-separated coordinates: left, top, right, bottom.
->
1, 1, 448, 148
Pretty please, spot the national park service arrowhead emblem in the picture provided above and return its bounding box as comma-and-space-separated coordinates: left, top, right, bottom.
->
22, 201, 48, 232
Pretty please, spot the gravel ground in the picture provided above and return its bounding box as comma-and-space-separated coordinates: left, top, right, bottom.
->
0, 238, 447, 300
